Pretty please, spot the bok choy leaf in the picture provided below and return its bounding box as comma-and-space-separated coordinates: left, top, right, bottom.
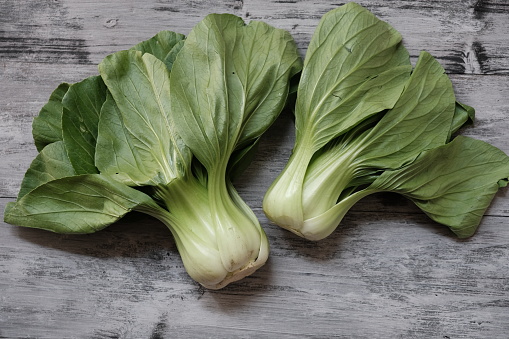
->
5, 17, 302, 289
264, 2, 413, 234
32, 83, 70, 152
168, 13, 302, 284
263, 2, 509, 241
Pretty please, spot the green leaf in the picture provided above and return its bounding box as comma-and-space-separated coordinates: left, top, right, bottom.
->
163, 39, 185, 70
264, 45, 459, 238
297, 52, 455, 222
167, 14, 292, 281
233, 21, 303, 149
61, 75, 107, 174
371, 136, 509, 238
4, 174, 158, 234
263, 2, 413, 231
32, 83, 70, 152
169, 13, 302, 171
97, 50, 191, 186
96, 93, 169, 185
295, 2, 411, 151
355, 51, 456, 169
130, 30, 186, 69
17, 141, 76, 200
450, 101, 475, 137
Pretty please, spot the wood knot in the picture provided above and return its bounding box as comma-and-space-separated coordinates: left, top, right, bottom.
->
104, 18, 118, 28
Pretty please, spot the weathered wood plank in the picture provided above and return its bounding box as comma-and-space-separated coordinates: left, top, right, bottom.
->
1, 0, 508, 73
1, 0, 509, 337
1, 198, 508, 338
0, 0, 242, 66
241, 0, 509, 74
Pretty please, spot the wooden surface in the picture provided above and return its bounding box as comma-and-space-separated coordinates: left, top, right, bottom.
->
1, 0, 508, 337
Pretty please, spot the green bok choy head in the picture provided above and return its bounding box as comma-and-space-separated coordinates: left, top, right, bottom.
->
263, 2, 509, 241
4, 15, 302, 289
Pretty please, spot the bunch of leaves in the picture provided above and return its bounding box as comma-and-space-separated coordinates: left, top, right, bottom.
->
263, 2, 509, 240
4, 15, 302, 289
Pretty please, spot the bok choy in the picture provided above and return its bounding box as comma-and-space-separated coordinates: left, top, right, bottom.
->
4, 15, 302, 289
263, 2, 509, 240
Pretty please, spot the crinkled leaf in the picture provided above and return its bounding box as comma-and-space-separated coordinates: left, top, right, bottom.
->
163, 39, 185, 70
17, 141, 76, 200
32, 83, 70, 151
170, 13, 302, 170
457, 101, 475, 122
130, 30, 186, 69
295, 2, 411, 151
450, 101, 475, 137
61, 75, 107, 174
97, 50, 190, 186
371, 136, 509, 238
4, 174, 157, 234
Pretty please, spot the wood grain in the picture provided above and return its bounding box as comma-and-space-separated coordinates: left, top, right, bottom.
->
1, 0, 508, 337
2, 197, 508, 338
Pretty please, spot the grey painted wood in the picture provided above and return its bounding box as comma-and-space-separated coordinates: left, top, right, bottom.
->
1, 0, 508, 337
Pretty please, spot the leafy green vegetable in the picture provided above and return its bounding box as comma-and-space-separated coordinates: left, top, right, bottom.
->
32, 83, 70, 151
450, 101, 475, 136
263, 2, 509, 241
6, 3, 504, 288
264, 2, 413, 235
5, 174, 159, 234
298, 52, 456, 225
167, 13, 302, 284
16, 141, 76, 200
4, 16, 302, 289
302, 136, 509, 240
295, 3, 411, 152
62, 75, 107, 174
130, 30, 185, 66
97, 50, 189, 186
370, 136, 509, 238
